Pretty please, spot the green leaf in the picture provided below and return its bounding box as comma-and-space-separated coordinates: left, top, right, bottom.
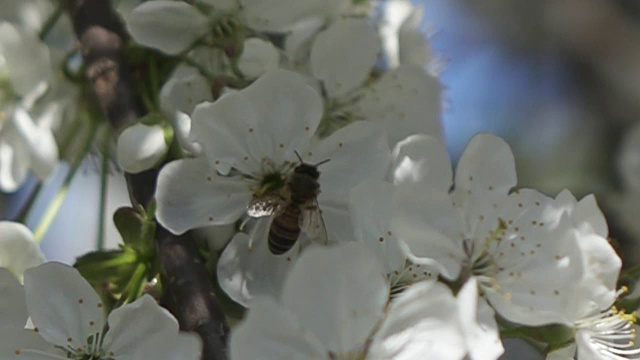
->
113, 206, 157, 258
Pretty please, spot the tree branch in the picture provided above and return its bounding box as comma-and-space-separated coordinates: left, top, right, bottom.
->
67, 1, 229, 358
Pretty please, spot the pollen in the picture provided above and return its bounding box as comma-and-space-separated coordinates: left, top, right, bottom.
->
97, 303, 103, 308
379, 237, 384, 242
15, 349, 20, 355
67, 337, 73, 342
248, 127, 254, 133
78, 298, 84, 304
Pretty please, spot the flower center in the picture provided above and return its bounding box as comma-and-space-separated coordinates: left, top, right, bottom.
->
575, 306, 640, 359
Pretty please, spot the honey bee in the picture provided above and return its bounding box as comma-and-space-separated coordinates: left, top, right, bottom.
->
247, 152, 329, 255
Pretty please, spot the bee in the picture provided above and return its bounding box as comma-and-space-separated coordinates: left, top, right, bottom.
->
247, 152, 329, 255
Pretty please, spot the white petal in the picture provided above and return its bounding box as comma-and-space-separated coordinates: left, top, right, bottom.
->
0, 135, 29, 192
23, 262, 105, 350
398, 5, 433, 69
379, 0, 413, 68
10, 108, 58, 181
218, 222, 299, 307
190, 70, 322, 173
104, 295, 201, 359
0, 327, 64, 359
117, 123, 168, 174
0, 222, 44, 279
454, 133, 516, 196
240, 0, 341, 32
0, 22, 52, 96
126, 1, 209, 55
281, 242, 388, 354
284, 17, 325, 63
310, 18, 379, 98
230, 297, 327, 359
391, 133, 452, 190
457, 278, 504, 360
354, 65, 442, 145
349, 180, 406, 274
199, 0, 238, 11
156, 157, 252, 234
485, 194, 585, 326
0, 268, 27, 327
238, 38, 280, 80
392, 184, 466, 280
171, 111, 201, 155
369, 281, 466, 360
160, 72, 213, 116
310, 121, 391, 202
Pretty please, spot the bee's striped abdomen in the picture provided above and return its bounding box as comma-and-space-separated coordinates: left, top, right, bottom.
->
269, 205, 302, 254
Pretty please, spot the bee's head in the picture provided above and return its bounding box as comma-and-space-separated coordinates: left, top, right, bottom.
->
293, 151, 329, 180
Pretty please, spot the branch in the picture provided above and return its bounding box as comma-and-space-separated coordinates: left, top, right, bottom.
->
67, 1, 229, 358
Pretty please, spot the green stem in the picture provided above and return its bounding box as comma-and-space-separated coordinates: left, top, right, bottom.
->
97, 127, 111, 250
115, 262, 147, 307
39, 1, 65, 41
33, 121, 100, 243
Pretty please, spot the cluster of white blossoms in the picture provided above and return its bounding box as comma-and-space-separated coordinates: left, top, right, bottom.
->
0, 0, 637, 360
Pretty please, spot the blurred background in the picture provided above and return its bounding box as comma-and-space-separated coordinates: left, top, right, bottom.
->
3, 0, 640, 358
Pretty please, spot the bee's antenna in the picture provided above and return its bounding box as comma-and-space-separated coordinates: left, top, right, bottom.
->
314, 158, 331, 167
294, 150, 304, 163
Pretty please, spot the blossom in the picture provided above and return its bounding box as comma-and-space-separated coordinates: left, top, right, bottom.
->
0, 221, 44, 279
156, 69, 390, 305
229, 243, 503, 360
0, 21, 58, 192
349, 135, 450, 294
0, 262, 201, 359
391, 133, 618, 326
116, 123, 169, 174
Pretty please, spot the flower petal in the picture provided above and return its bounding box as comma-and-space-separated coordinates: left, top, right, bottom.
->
0, 222, 44, 279
353, 65, 442, 145
0, 327, 64, 359
160, 72, 213, 117
156, 157, 252, 234
310, 18, 379, 98
457, 278, 504, 360
230, 297, 327, 359
104, 295, 201, 359
349, 180, 406, 274
217, 222, 299, 307
238, 38, 280, 80
369, 281, 466, 360
126, 1, 209, 55
117, 123, 168, 174
310, 121, 391, 202
0, 22, 52, 96
392, 183, 466, 280
9, 108, 58, 182
23, 262, 105, 350
191, 70, 322, 173
454, 133, 516, 197
281, 242, 388, 354
0, 268, 28, 327
391, 133, 452, 190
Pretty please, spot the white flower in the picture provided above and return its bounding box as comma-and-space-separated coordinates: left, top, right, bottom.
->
0, 262, 202, 359
125, 0, 348, 55
230, 243, 503, 360
369, 278, 503, 360
117, 123, 169, 173
0, 221, 44, 279
379, 0, 436, 71
0, 22, 58, 192
156, 69, 390, 305
392, 133, 608, 326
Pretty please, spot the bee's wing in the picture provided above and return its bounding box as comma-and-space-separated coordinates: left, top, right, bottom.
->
300, 198, 328, 246
247, 195, 284, 218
